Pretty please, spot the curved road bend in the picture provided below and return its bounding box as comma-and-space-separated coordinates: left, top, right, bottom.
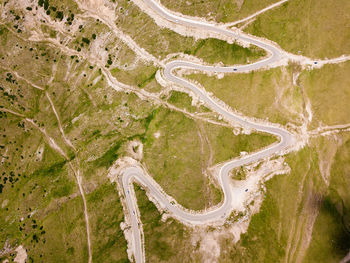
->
121, 0, 296, 262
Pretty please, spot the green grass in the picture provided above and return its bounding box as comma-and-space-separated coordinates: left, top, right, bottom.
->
160, 0, 280, 23
232, 166, 246, 181
4, 1, 350, 261
134, 184, 200, 262
115, 0, 266, 63
299, 61, 350, 127
242, 147, 320, 262
220, 136, 350, 262
203, 123, 277, 164
143, 107, 220, 210
167, 90, 210, 113
304, 197, 350, 263
185, 38, 266, 65
219, 146, 322, 262
304, 134, 350, 262
0, 18, 152, 261
245, 0, 350, 58
167, 90, 196, 111
143, 107, 277, 210
189, 67, 302, 125
111, 63, 162, 92
92, 140, 124, 168
87, 183, 130, 263
24, 197, 89, 262
0, 124, 87, 261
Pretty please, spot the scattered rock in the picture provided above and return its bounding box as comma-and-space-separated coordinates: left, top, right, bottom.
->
14, 246, 27, 263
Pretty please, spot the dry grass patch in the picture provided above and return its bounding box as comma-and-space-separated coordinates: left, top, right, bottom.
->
160, 0, 280, 23
143, 107, 277, 210
114, 0, 266, 63
134, 184, 201, 262
299, 61, 350, 127
245, 0, 350, 58
188, 67, 303, 126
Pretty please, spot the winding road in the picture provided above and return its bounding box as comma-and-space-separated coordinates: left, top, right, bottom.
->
119, 0, 296, 262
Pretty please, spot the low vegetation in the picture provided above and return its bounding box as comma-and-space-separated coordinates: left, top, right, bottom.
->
219, 133, 350, 262
160, 0, 280, 23
245, 0, 350, 58
167, 90, 210, 113
220, 146, 323, 262
134, 184, 201, 262
2, 0, 350, 261
304, 133, 350, 262
0, 14, 150, 260
142, 107, 276, 210
142, 107, 221, 210
111, 62, 162, 93
87, 183, 129, 262
0, 116, 88, 261
188, 67, 303, 125
299, 61, 350, 127
115, 0, 266, 63
184, 38, 266, 65
0, 2, 277, 260
203, 123, 276, 164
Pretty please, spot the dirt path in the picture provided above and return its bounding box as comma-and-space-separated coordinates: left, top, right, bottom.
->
310, 123, 350, 137
131, 0, 350, 68
1, 107, 92, 263
3, 1, 350, 262
0, 66, 44, 91
45, 93, 92, 263
46, 92, 77, 151
74, 0, 162, 66
223, 0, 289, 27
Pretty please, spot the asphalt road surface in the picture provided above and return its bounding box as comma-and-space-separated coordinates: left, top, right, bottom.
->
122, 1, 296, 262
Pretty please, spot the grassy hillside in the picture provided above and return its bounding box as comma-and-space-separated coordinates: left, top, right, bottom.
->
245, 0, 350, 58
304, 134, 350, 262
189, 66, 303, 125
114, 0, 266, 63
299, 61, 350, 127
134, 184, 201, 262
160, 0, 280, 23
142, 107, 276, 210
